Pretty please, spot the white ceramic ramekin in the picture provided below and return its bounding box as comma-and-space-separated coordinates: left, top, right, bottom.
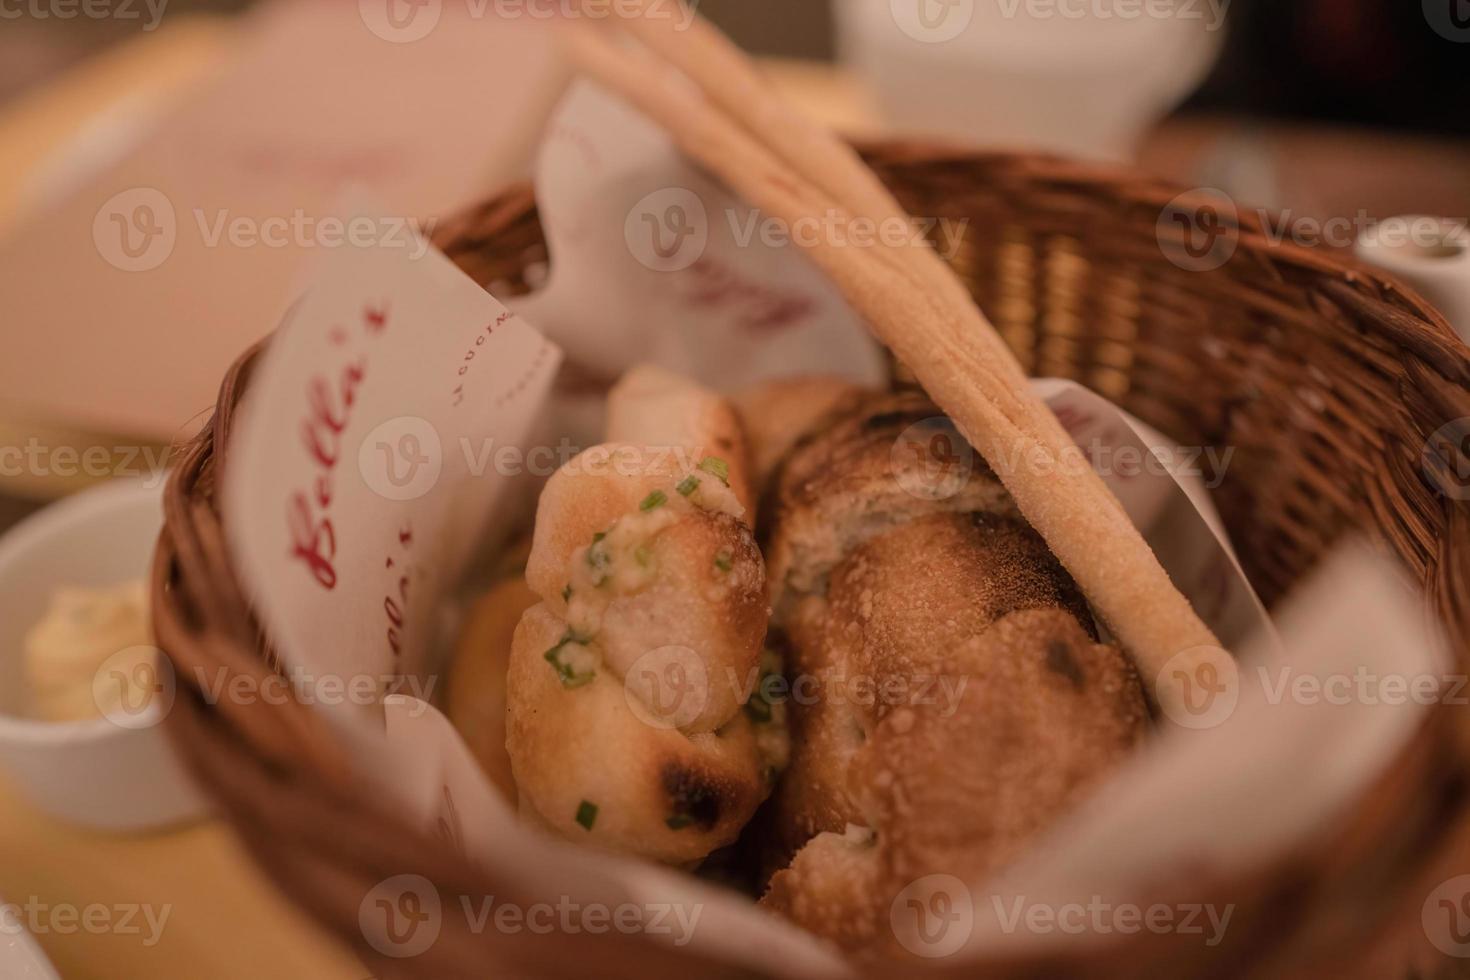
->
0, 478, 208, 832
0, 916, 60, 980
1355, 215, 1470, 343
836, 0, 1223, 161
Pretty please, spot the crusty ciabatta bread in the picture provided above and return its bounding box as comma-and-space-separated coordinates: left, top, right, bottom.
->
764, 390, 1021, 616
506, 366, 786, 865
757, 390, 1148, 958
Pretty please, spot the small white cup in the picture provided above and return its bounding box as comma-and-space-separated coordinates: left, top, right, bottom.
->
0, 478, 208, 832
837, 0, 1224, 160
0, 917, 61, 980
1355, 215, 1470, 343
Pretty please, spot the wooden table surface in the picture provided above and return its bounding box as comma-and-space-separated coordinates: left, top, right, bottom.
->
0, 777, 366, 979
0, 17, 882, 507
0, 20, 879, 978
0, 20, 345, 978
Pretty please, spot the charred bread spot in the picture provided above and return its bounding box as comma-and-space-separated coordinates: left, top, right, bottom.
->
1045, 639, 1086, 690
713, 511, 760, 553
790, 428, 822, 454
967, 512, 1098, 639
861, 410, 911, 433
661, 761, 727, 831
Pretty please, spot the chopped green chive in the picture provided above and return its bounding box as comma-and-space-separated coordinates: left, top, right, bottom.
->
665, 814, 695, 831
558, 666, 595, 689
635, 544, 653, 568
697, 457, 730, 485
745, 694, 772, 723
676, 475, 700, 497
544, 636, 596, 689
586, 533, 611, 578
575, 800, 598, 831
746, 655, 781, 723
714, 549, 734, 573
640, 490, 668, 512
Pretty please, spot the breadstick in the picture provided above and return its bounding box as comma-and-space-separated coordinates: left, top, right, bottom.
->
560, 19, 1225, 715
611, 0, 989, 328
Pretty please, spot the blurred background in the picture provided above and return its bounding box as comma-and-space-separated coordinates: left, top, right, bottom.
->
0, 0, 1465, 520
1, 2, 1467, 516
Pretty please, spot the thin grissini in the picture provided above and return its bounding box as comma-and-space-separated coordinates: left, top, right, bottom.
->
506, 366, 785, 864
561, 18, 1227, 713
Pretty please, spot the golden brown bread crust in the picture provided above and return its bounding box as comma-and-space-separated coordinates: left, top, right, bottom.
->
608, 365, 756, 512
765, 389, 1020, 617
524, 449, 767, 732
763, 609, 1146, 957
507, 604, 771, 864
507, 368, 784, 865
733, 376, 865, 497
510, 448, 774, 862
759, 392, 1148, 957
447, 576, 539, 803
764, 512, 1103, 863
860, 609, 1145, 885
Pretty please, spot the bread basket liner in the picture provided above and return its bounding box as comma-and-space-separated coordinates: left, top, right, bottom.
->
178, 82, 1453, 972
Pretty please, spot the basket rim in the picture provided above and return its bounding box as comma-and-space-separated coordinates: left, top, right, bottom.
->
153, 142, 1470, 979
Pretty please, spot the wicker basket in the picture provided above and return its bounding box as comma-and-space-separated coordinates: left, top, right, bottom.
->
153, 146, 1470, 979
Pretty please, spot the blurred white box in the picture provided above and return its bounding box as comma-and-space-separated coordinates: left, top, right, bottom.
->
838, 0, 1224, 160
